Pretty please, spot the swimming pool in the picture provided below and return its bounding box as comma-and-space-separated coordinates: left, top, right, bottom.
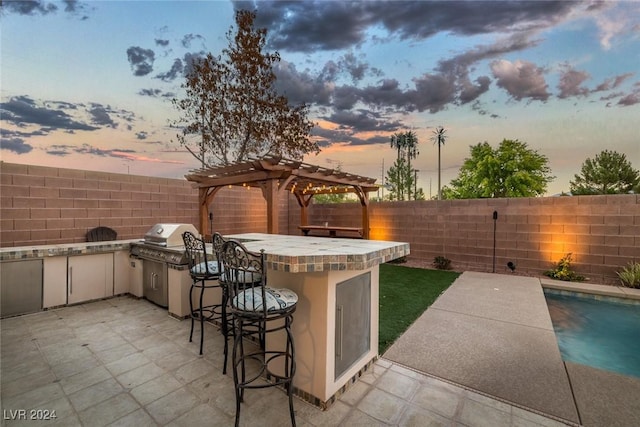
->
544, 289, 640, 378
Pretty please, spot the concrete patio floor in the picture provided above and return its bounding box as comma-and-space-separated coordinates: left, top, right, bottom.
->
385, 271, 640, 427
0, 293, 573, 427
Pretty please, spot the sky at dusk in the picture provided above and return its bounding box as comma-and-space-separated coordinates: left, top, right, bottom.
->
1, 0, 639, 196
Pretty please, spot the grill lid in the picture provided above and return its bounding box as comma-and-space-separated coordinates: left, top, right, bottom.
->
143, 223, 199, 247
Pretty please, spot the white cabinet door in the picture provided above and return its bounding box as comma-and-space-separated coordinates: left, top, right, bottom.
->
68, 253, 114, 304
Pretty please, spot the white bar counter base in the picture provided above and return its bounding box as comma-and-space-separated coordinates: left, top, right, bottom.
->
226, 233, 410, 409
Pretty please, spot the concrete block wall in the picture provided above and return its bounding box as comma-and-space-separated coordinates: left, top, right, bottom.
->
2, 162, 638, 284
308, 195, 640, 285
0, 162, 284, 247
1, 162, 200, 246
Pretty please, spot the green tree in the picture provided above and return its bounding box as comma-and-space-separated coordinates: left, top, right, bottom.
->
444, 139, 554, 199
430, 126, 447, 200
171, 10, 317, 167
385, 157, 421, 201
389, 132, 407, 200
570, 150, 639, 195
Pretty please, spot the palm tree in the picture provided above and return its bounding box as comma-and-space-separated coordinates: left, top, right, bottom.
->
404, 131, 419, 200
431, 126, 447, 200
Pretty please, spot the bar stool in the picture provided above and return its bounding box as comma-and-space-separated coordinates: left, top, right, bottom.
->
182, 231, 225, 357
219, 239, 298, 427
211, 232, 232, 374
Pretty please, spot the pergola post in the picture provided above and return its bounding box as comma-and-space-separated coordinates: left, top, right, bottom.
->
261, 179, 280, 234
198, 186, 222, 237
294, 193, 314, 229
198, 188, 209, 235
354, 186, 371, 239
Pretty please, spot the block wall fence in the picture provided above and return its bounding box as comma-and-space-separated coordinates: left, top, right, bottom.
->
308, 195, 639, 285
2, 162, 638, 284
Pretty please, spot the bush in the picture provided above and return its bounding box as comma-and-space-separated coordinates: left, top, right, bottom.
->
433, 256, 452, 270
617, 262, 640, 288
544, 253, 585, 282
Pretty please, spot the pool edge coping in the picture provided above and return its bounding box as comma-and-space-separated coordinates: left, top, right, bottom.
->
540, 278, 640, 301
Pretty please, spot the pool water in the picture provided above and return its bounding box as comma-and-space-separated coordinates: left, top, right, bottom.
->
544, 290, 640, 378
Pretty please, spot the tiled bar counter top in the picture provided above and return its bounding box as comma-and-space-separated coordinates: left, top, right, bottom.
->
0, 240, 139, 261
226, 233, 410, 408
226, 232, 410, 272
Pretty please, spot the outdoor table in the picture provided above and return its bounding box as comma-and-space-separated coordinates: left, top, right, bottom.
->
298, 225, 364, 238
225, 233, 409, 408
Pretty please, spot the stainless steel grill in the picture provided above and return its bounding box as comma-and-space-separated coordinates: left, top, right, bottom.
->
143, 223, 198, 247
130, 223, 199, 308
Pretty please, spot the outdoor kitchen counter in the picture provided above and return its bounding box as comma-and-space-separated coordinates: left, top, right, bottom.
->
0, 239, 140, 261
225, 232, 410, 272
225, 233, 410, 409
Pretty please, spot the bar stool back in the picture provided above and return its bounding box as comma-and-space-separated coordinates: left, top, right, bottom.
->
211, 232, 232, 374
182, 231, 225, 357
219, 239, 298, 427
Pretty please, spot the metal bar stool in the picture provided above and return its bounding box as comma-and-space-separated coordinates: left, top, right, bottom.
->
219, 239, 298, 427
182, 231, 225, 357
211, 232, 233, 375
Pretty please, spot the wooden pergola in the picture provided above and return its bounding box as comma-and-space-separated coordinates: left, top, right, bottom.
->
184, 156, 379, 239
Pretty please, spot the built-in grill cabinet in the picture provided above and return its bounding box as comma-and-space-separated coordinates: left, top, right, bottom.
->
130, 223, 198, 308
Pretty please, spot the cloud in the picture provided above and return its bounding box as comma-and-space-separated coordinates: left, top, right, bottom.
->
89, 105, 117, 128
138, 88, 163, 97
156, 58, 184, 81
594, 72, 634, 92
311, 125, 388, 148
136, 131, 148, 140
590, 2, 640, 50
238, 0, 580, 52
0, 137, 33, 154
1, 1, 59, 15
181, 33, 205, 48
1, 96, 99, 131
557, 65, 590, 99
126, 46, 155, 76
325, 110, 402, 133
617, 90, 640, 106
490, 59, 549, 101
46, 144, 74, 156
74, 145, 135, 157
1, 0, 90, 19
276, 30, 543, 118
273, 61, 334, 106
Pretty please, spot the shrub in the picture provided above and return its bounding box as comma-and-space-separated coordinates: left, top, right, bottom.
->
544, 253, 585, 282
433, 256, 452, 270
617, 262, 640, 288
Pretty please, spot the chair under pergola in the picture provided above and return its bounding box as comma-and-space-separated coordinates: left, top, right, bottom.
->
184, 156, 379, 239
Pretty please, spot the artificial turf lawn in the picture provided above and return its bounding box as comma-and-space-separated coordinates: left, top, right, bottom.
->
379, 263, 460, 354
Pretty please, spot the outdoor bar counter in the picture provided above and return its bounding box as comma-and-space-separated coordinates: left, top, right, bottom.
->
225, 233, 410, 408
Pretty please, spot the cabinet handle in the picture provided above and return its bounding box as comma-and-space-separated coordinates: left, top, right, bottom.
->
151, 272, 157, 290
336, 305, 343, 360
69, 266, 73, 294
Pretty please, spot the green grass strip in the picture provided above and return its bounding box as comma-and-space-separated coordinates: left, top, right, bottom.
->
379, 263, 460, 354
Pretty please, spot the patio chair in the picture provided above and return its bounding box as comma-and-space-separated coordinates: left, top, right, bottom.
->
182, 231, 226, 358
219, 239, 298, 427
